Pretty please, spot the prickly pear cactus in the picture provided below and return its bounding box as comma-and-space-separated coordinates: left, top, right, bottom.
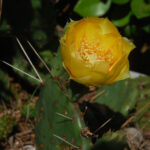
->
35, 78, 91, 150
94, 77, 150, 116
34, 43, 150, 150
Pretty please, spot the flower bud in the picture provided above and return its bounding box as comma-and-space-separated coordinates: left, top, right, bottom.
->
60, 17, 135, 86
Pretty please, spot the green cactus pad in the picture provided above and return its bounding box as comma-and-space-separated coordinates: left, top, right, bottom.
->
93, 76, 150, 128
35, 78, 90, 150
94, 78, 140, 116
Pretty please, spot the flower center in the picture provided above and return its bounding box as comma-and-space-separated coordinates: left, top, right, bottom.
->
77, 37, 114, 66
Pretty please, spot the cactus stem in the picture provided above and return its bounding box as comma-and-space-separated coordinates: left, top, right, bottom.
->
53, 134, 80, 149
16, 37, 43, 82
55, 112, 72, 121
1, 60, 42, 83
27, 41, 54, 79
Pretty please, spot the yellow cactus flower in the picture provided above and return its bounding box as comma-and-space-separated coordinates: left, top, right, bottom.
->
60, 17, 135, 86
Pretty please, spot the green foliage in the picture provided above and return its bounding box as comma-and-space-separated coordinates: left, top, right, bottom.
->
21, 103, 35, 119
0, 20, 11, 31
74, 0, 111, 17
124, 25, 136, 36
0, 70, 11, 101
74, 0, 150, 37
112, 12, 132, 27
32, 30, 48, 48
0, 114, 16, 140
74, 0, 150, 20
35, 78, 90, 150
131, 0, 150, 19
111, 0, 129, 5
31, 0, 41, 9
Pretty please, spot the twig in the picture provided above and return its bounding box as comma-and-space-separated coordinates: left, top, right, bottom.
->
16, 38, 43, 82
78, 91, 96, 103
1, 60, 42, 83
94, 118, 112, 133
90, 90, 105, 102
53, 134, 80, 149
121, 101, 150, 128
15, 129, 33, 137
27, 41, 54, 78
